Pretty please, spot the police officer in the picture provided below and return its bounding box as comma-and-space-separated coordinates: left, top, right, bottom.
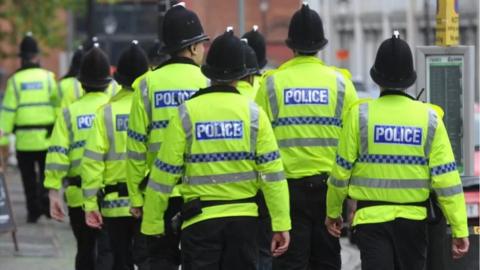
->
126, 3, 208, 269
325, 33, 470, 270
57, 46, 84, 108
147, 39, 169, 69
142, 28, 291, 270
82, 41, 149, 270
255, 3, 358, 270
0, 33, 58, 223
237, 26, 267, 99
44, 44, 113, 270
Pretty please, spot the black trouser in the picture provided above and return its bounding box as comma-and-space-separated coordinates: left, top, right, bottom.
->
355, 218, 427, 270
104, 217, 136, 270
257, 192, 273, 270
273, 175, 341, 270
16, 150, 48, 221
69, 206, 98, 270
147, 197, 182, 270
181, 217, 258, 270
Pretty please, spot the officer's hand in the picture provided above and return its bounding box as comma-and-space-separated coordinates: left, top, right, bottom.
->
451, 237, 469, 259
325, 216, 343, 238
49, 189, 65, 222
130, 207, 143, 219
85, 211, 103, 229
271, 231, 290, 257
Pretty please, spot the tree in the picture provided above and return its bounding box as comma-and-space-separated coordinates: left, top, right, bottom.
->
0, 0, 85, 58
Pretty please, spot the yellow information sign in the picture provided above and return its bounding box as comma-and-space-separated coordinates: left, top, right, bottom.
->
435, 0, 459, 46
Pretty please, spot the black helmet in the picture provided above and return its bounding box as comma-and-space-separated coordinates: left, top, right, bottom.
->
19, 32, 39, 58
78, 44, 112, 90
286, 3, 328, 53
64, 46, 85, 78
114, 40, 149, 87
162, 2, 209, 53
370, 31, 417, 89
241, 39, 259, 76
201, 27, 248, 82
82, 36, 99, 52
148, 39, 169, 66
241, 25, 267, 69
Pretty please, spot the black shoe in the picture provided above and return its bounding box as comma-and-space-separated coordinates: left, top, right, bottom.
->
27, 213, 41, 223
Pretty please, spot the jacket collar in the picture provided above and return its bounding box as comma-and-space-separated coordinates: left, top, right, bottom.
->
17, 62, 40, 72
379, 89, 415, 100
154, 56, 198, 70
190, 85, 240, 99
277, 56, 325, 71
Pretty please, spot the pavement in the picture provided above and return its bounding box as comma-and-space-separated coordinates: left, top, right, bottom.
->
0, 166, 361, 270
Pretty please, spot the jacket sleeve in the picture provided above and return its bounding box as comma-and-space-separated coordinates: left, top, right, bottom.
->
0, 76, 18, 135
81, 107, 108, 212
254, 74, 275, 121
44, 108, 71, 190
327, 106, 359, 218
127, 76, 150, 207
255, 107, 291, 232
48, 72, 59, 108
341, 75, 359, 121
429, 115, 469, 238
141, 108, 185, 236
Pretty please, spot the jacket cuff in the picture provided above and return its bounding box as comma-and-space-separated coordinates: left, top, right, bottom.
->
141, 220, 164, 236
130, 194, 144, 208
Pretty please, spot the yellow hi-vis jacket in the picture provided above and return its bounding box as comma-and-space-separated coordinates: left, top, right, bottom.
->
141, 86, 291, 236
237, 74, 261, 100
81, 88, 134, 217
59, 79, 119, 108
127, 58, 207, 208
255, 56, 358, 179
44, 92, 110, 207
326, 92, 469, 238
0, 67, 58, 151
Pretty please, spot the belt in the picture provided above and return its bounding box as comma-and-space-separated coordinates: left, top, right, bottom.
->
104, 183, 129, 197
287, 173, 329, 188
200, 196, 257, 208
357, 200, 428, 210
63, 176, 81, 188
14, 124, 54, 137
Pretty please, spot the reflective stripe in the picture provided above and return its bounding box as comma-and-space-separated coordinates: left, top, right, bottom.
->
18, 102, 52, 108
185, 171, 258, 185
105, 152, 126, 161
110, 81, 118, 97
63, 108, 74, 143
12, 76, 20, 101
430, 162, 457, 176
434, 184, 463, 197
57, 82, 63, 100
273, 116, 342, 127
277, 138, 337, 148
424, 109, 438, 157
149, 120, 169, 130
350, 177, 430, 189
103, 105, 127, 161
127, 150, 146, 161
84, 149, 104, 161
71, 159, 81, 169
46, 71, 52, 97
329, 176, 349, 188
127, 129, 148, 143
70, 140, 86, 149
45, 163, 69, 171
83, 188, 99, 198
335, 71, 345, 119
358, 154, 428, 165
266, 76, 279, 122
185, 152, 255, 163
48, 145, 69, 154
101, 198, 130, 209
249, 102, 259, 153
74, 80, 81, 99
178, 104, 192, 154
336, 155, 353, 170
256, 151, 280, 164
261, 171, 285, 182
147, 180, 174, 194
359, 103, 369, 155
148, 142, 161, 152
154, 159, 183, 174
140, 79, 151, 122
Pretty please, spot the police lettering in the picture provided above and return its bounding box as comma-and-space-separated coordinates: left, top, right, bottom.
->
77, 114, 95, 130
21, 82, 43, 90
154, 90, 196, 108
195, 121, 243, 140
116, 114, 129, 132
374, 125, 423, 145
284, 88, 329, 105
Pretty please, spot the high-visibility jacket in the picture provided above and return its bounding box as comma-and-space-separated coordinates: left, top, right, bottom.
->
81, 88, 133, 217
0, 67, 58, 151
59, 79, 119, 108
255, 56, 358, 179
141, 86, 291, 235
326, 91, 469, 238
44, 92, 110, 207
237, 74, 261, 100
127, 58, 207, 208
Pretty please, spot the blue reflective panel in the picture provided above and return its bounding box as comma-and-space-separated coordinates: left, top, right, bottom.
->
77, 114, 95, 129
116, 114, 129, 131
374, 125, 423, 146
284, 88, 329, 105
21, 82, 43, 90
195, 121, 244, 141
153, 90, 196, 108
